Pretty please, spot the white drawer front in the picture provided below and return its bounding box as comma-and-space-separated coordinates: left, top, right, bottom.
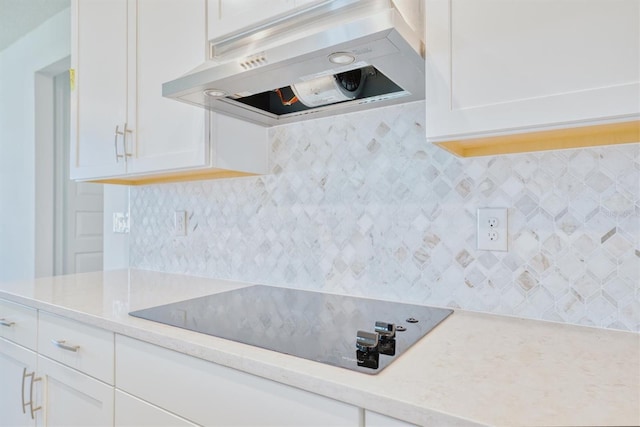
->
38, 311, 114, 384
116, 335, 360, 426
0, 299, 37, 350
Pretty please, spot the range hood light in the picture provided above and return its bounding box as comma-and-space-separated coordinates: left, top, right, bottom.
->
203, 89, 227, 98
328, 52, 355, 65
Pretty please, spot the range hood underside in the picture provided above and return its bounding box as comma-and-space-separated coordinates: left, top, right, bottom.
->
163, 7, 425, 127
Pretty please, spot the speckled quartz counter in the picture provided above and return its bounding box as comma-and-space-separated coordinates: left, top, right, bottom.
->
0, 269, 638, 426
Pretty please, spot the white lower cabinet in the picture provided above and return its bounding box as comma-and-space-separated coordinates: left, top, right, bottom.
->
37, 356, 114, 427
0, 338, 38, 427
115, 334, 360, 426
0, 300, 39, 427
36, 310, 115, 427
37, 311, 114, 385
115, 390, 198, 427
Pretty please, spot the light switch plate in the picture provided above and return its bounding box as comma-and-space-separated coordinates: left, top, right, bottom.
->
113, 212, 130, 234
477, 208, 508, 251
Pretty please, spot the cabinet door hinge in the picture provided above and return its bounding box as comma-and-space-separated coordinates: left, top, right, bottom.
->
69, 68, 76, 91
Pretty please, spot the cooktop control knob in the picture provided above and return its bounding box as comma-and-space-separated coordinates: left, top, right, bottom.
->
356, 330, 379, 370
375, 321, 397, 356
356, 330, 379, 352
375, 321, 396, 339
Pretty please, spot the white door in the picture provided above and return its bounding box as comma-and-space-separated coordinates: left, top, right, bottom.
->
0, 339, 38, 427
63, 182, 104, 274
55, 73, 104, 275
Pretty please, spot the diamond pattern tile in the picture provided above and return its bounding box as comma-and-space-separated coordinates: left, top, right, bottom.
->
129, 101, 640, 332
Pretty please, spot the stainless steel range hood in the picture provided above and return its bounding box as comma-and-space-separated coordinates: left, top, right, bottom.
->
162, 0, 425, 127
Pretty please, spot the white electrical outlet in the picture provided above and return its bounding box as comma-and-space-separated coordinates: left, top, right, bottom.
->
174, 211, 187, 236
112, 212, 130, 234
477, 208, 508, 251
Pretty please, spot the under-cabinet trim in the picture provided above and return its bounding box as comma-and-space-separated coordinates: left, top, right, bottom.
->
88, 168, 257, 185
435, 119, 640, 157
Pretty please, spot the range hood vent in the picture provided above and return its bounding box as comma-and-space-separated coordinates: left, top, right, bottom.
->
162, 0, 425, 127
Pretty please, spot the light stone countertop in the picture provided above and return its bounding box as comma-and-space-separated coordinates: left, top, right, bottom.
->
0, 269, 638, 427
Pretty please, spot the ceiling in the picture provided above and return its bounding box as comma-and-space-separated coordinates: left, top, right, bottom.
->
0, 0, 69, 52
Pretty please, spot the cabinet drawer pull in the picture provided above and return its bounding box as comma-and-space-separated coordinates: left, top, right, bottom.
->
0, 318, 15, 327
51, 339, 80, 352
22, 369, 41, 419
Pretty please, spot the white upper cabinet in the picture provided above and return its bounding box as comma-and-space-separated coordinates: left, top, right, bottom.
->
71, 0, 128, 179
71, 0, 268, 183
127, 0, 209, 176
425, 0, 640, 154
71, 0, 207, 181
207, 0, 326, 45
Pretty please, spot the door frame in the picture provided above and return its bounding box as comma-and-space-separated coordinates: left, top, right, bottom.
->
35, 57, 105, 277
34, 57, 69, 277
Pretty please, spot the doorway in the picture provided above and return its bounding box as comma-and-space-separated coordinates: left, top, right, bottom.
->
35, 59, 104, 277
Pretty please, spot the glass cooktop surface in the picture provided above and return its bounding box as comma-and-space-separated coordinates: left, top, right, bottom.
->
129, 285, 453, 374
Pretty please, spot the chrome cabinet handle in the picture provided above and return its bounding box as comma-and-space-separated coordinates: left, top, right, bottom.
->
22, 369, 41, 419
51, 339, 80, 352
0, 318, 15, 327
21, 367, 27, 414
114, 125, 124, 163
122, 122, 133, 160
28, 373, 41, 420
114, 123, 133, 163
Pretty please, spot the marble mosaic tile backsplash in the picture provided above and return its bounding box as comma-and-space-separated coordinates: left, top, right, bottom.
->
130, 102, 640, 332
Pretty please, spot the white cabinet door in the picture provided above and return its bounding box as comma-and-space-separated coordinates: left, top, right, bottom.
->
425, 0, 640, 142
38, 356, 114, 427
116, 335, 360, 426
115, 390, 198, 427
129, 0, 209, 175
0, 338, 38, 427
71, 0, 128, 180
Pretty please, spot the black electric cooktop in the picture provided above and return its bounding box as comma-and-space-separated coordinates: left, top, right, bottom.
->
130, 285, 453, 374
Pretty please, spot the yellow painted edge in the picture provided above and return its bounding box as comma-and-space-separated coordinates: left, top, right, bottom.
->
69, 68, 76, 91
437, 120, 640, 157
89, 169, 258, 186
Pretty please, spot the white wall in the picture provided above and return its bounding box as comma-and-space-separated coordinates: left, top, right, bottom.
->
0, 10, 71, 282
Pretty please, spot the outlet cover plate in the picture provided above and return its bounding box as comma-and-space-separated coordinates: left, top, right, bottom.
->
113, 212, 130, 234
477, 208, 508, 251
